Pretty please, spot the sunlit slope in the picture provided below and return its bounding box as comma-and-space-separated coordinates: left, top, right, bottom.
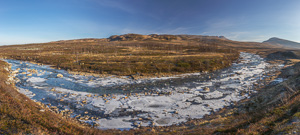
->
263, 37, 300, 49
0, 34, 283, 77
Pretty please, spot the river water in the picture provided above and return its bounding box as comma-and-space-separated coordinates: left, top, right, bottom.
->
4, 52, 284, 129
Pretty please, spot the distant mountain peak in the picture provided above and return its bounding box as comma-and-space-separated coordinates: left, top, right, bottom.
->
263, 37, 300, 49
268, 37, 280, 40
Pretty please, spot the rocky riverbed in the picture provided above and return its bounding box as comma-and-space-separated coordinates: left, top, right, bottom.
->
3, 52, 285, 129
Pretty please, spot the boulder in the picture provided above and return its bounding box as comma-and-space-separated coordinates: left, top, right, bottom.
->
57, 74, 63, 78
204, 87, 210, 92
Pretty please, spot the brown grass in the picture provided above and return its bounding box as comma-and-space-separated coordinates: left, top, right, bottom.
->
0, 34, 297, 134
0, 61, 124, 134
0, 37, 242, 77
0, 34, 288, 77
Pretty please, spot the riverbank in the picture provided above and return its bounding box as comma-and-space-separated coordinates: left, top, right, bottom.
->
1, 51, 299, 134
0, 61, 109, 134
2, 52, 286, 129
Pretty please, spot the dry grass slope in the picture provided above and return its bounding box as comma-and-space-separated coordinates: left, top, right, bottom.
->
0, 34, 283, 77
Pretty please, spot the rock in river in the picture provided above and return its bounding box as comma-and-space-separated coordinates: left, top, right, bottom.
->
57, 74, 63, 78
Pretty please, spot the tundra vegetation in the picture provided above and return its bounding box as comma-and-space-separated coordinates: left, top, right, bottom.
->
0, 34, 299, 134
0, 34, 283, 77
0, 57, 299, 134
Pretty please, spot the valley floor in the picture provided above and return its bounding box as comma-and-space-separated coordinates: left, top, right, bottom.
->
0, 51, 299, 134
2, 52, 283, 129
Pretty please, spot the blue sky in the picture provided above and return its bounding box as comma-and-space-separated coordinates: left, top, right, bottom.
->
0, 0, 299, 45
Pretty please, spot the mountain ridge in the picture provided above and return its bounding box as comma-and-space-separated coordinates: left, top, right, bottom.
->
47, 34, 228, 43
263, 37, 300, 49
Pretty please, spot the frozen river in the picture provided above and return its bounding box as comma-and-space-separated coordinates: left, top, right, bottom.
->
4, 52, 284, 129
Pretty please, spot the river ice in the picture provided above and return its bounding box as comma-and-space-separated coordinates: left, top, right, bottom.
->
3, 52, 284, 129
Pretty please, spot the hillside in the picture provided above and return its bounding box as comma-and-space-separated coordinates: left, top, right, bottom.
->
263, 37, 300, 49
108, 34, 227, 41
0, 34, 284, 78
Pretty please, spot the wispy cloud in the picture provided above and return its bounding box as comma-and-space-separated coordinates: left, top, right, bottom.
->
207, 19, 236, 29
88, 0, 165, 22
221, 31, 272, 42
225, 32, 250, 40
119, 27, 156, 35
157, 26, 200, 35
119, 26, 201, 36
200, 18, 263, 41
89, 0, 137, 14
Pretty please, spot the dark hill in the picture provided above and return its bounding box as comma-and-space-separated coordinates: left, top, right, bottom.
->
266, 51, 300, 60
263, 37, 300, 49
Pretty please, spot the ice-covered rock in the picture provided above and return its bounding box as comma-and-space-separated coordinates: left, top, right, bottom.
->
204, 91, 224, 99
